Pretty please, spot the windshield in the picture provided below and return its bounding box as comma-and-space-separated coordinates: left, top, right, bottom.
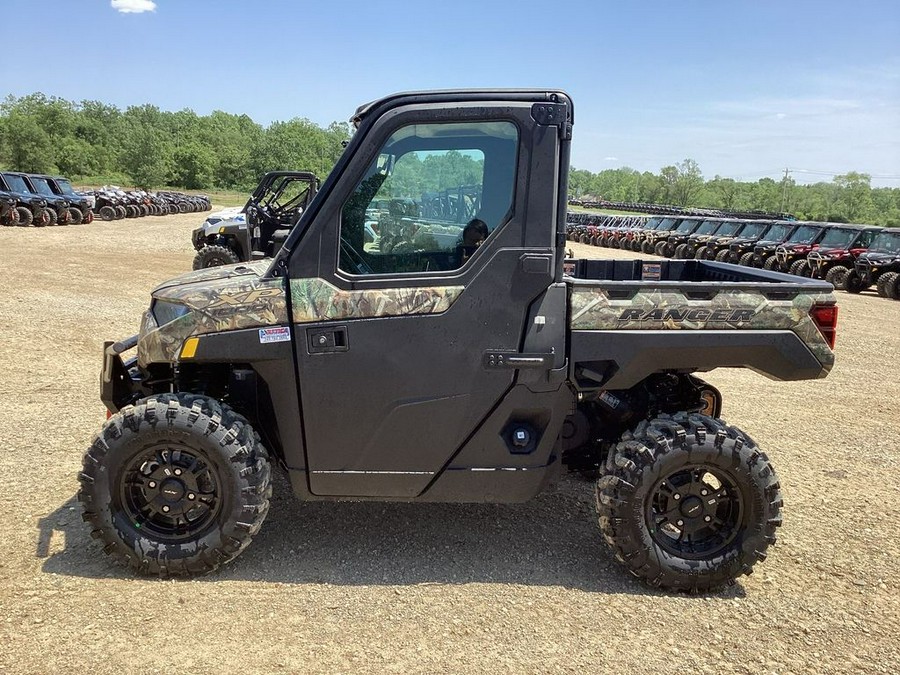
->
695, 220, 721, 235
786, 225, 822, 244
657, 218, 678, 229
869, 232, 900, 253
714, 221, 741, 237
2, 174, 32, 194
675, 219, 699, 233
818, 228, 858, 249
738, 222, 766, 238
55, 178, 76, 195
764, 224, 791, 241
645, 218, 662, 229
28, 177, 55, 197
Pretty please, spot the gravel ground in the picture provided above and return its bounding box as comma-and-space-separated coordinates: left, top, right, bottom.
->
0, 216, 898, 674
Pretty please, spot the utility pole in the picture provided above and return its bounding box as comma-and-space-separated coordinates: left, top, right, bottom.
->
780, 168, 791, 212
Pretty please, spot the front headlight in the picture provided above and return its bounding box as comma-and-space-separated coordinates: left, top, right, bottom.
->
152, 300, 191, 326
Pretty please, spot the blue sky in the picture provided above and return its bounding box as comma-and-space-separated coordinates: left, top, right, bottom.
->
2, 0, 898, 185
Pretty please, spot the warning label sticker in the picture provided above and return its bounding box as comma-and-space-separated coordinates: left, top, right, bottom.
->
259, 327, 291, 344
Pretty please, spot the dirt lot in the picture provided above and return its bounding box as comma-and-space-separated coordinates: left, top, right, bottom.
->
0, 215, 898, 674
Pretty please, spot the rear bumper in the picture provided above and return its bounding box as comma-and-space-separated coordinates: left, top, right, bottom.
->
100, 335, 141, 413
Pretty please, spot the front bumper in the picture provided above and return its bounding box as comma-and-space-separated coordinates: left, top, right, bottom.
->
100, 335, 141, 413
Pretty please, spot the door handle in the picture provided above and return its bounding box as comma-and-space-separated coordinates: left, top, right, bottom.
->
307, 326, 349, 354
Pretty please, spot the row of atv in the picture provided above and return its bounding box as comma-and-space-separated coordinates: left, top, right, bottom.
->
83, 188, 212, 221
0, 171, 94, 226
566, 212, 900, 299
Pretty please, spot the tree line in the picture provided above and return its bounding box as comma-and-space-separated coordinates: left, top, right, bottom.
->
570, 160, 900, 227
0, 93, 351, 191
0, 93, 897, 226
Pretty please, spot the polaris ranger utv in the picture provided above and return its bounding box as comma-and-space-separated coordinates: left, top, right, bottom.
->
846, 228, 900, 298
191, 171, 319, 269
81, 90, 838, 591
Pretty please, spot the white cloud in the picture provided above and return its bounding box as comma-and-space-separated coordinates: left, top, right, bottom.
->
111, 0, 157, 14
603, 156, 619, 161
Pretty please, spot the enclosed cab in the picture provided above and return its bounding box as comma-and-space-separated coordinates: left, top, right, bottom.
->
2, 172, 72, 225
806, 225, 880, 289
670, 218, 724, 258
697, 219, 772, 262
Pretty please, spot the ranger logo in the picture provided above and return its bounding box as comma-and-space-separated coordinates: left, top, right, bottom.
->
618, 308, 756, 323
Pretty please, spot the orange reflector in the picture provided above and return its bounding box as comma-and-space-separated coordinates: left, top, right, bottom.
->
180, 337, 200, 359
106, 410, 112, 419
810, 304, 838, 350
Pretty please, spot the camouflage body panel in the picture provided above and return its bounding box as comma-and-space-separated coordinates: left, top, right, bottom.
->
570, 285, 836, 368
138, 310, 198, 365
139, 262, 463, 364
290, 278, 463, 322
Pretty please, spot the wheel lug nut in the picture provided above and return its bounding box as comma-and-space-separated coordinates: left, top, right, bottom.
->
673, 494, 681, 500
704, 516, 712, 522
162, 505, 170, 513
148, 481, 157, 488
676, 520, 684, 527
174, 468, 182, 476
187, 493, 195, 501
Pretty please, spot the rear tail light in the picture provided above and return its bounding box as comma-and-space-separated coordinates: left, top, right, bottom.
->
810, 304, 838, 350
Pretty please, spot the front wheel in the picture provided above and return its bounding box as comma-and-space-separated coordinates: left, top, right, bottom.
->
192, 244, 241, 270
789, 259, 810, 277
739, 252, 755, 267
825, 265, 850, 290
596, 413, 782, 592
67, 207, 83, 225
78, 393, 271, 577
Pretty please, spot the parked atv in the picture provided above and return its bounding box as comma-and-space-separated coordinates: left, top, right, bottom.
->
806, 225, 880, 289
847, 229, 900, 298
2, 172, 75, 225
733, 222, 795, 266
0, 190, 17, 225
191, 171, 319, 269
29, 174, 94, 224
713, 220, 776, 263
0, 172, 52, 226
654, 218, 703, 257
671, 219, 724, 258
772, 223, 834, 275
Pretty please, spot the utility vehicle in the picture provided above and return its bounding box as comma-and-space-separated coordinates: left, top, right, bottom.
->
191, 171, 319, 269
81, 90, 838, 591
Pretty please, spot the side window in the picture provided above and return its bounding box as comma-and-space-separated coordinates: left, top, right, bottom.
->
339, 121, 518, 275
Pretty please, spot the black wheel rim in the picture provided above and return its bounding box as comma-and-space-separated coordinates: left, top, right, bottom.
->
646, 465, 743, 559
117, 444, 222, 541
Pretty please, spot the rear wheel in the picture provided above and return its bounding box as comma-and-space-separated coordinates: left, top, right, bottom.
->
16, 207, 33, 226
78, 393, 271, 577
632, 239, 643, 252
763, 256, 778, 271
99, 205, 116, 221
596, 413, 782, 592
192, 244, 241, 270
825, 265, 850, 290
715, 249, 731, 262
642, 241, 655, 254
115, 205, 127, 219
67, 207, 83, 225
880, 271, 899, 299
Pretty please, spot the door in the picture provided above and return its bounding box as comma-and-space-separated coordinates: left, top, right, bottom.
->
286, 94, 570, 497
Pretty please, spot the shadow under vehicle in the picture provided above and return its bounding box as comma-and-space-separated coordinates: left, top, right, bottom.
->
191, 171, 319, 269
82, 89, 839, 592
